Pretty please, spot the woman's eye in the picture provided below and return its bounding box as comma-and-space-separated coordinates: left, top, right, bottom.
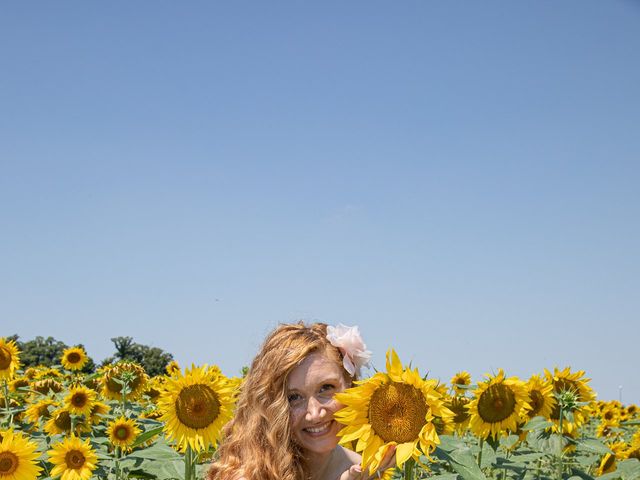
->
288, 393, 302, 404
320, 384, 335, 393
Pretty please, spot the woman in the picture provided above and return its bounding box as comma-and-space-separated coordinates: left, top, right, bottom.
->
207, 322, 393, 480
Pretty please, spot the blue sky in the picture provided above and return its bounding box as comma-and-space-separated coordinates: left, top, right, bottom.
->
2, 2, 639, 403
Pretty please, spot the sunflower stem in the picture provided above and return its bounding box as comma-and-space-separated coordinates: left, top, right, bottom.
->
557, 405, 564, 480
402, 458, 415, 480
185, 444, 194, 480
2, 380, 12, 427
477, 437, 484, 469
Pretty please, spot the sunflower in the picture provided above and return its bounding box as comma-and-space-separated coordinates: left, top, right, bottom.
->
32, 378, 63, 395
64, 386, 96, 418
597, 442, 626, 476
444, 395, 471, 435
8, 377, 29, 394
450, 371, 472, 396
0, 429, 43, 480
61, 347, 88, 372
467, 369, 530, 440
25, 398, 59, 425
523, 375, 556, 421
88, 401, 110, 425
48, 435, 98, 480
335, 350, 452, 474
600, 405, 620, 424
596, 418, 620, 440
626, 404, 638, 418
544, 367, 596, 434
158, 364, 235, 452
165, 361, 181, 377
106, 417, 141, 451
101, 362, 149, 400
0, 338, 21, 380
44, 408, 90, 436
144, 376, 165, 402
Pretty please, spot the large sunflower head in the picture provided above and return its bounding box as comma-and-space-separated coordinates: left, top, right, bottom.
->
64, 386, 97, 417
0, 429, 43, 479
450, 371, 472, 396
523, 374, 556, 421
467, 369, 530, 440
0, 338, 21, 380
544, 367, 596, 434
48, 435, 98, 480
61, 347, 88, 371
106, 417, 141, 451
101, 361, 149, 400
335, 349, 452, 474
158, 364, 236, 452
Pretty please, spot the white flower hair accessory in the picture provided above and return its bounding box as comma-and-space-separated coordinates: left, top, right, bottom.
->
326, 324, 372, 377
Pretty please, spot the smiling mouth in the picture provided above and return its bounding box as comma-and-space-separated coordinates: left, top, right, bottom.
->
303, 420, 333, 435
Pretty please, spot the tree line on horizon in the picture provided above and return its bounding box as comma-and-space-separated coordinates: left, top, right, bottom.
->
6, 334, 174, 376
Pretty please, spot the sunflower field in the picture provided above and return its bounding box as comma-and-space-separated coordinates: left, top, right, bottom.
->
1, 338, 639, 480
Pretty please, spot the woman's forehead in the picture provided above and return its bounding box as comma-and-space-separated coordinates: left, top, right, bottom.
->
287, 352, 343, 389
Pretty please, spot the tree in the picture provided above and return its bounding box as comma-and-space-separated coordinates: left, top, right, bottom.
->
7, 335, 96, 373
101, 336, 173, 377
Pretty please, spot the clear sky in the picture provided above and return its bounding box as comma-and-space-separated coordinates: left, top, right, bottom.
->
2, 2, 639, 404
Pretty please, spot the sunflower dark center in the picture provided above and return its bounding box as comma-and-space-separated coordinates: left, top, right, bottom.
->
67, 352, 81, 363
369, 382, 428, 443
55, 411, 72, 430
628, 448, 640, 461
0, 347, 11, 370
477, 383, 516, 423
603, 411, 614, 421
0, 452, 18, 474
175, 384, 221, 429
115, 425, 131, 440
65, 450, 86, 469
72, 393, 88, 407
528, 390, 544, 417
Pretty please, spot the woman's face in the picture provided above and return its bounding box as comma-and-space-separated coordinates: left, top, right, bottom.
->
287, 350, 348, 457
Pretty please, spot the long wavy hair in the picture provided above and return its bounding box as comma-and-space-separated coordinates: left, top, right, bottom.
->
207, 322, 351, 480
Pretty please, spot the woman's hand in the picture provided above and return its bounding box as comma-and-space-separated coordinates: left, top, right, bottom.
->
338, 445, 396, 480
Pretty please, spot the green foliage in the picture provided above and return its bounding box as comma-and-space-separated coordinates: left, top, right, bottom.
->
7, 334, 95, 373
102, 336, 173, 377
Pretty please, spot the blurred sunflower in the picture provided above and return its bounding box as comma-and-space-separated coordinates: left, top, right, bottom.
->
0, 338, 21, 380
523, 375, 556, 421
61, 347, 88, 371
335, 349, 452, 474
158, 364, 235, 452
106, 417, 141, 451
44, 408, 90, 436
64, 386, 96, 417
445, 395, 471, 435
144, 376, 165, 402
48, 435, 98, 480
8, 376, 29, 393
25, 398, 59, 425
600, 405, 620, 423
101, 362, 149, 400
0, 429, 43, 479
32, 378, 63, 395
88, 401, 110, 425
467, 369, 530, 440
597, 442, 626, 476
596, 418, 620, 440
626, 404, 638, 418
544, 367, 596, 434
450, 371, 472, 396
165, 361, 181, 377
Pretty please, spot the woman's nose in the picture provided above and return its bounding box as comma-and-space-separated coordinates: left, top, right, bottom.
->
305, 396, 326, 420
